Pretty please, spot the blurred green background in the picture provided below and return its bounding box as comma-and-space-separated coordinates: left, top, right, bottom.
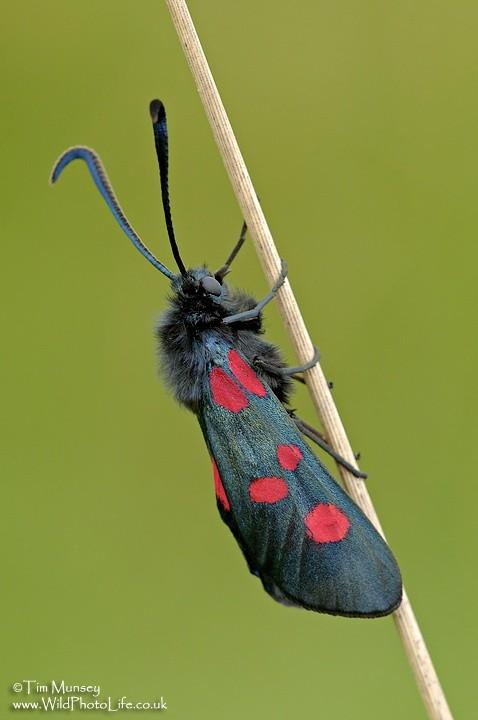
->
2, 1, 477, 718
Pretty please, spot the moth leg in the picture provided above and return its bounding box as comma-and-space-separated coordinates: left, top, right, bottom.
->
215, 221, 247, 281
254, 345, 320, 380
280, 347, 334, 387
223, 259, 288, 325
281, 346, 321, 376
291, 414, 368, 479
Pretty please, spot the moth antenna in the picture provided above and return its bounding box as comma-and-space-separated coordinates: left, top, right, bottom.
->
50, 146, 175, 279
149, 99, 187, 276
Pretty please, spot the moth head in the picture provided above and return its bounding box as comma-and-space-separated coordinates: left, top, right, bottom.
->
175, 266, 226, 304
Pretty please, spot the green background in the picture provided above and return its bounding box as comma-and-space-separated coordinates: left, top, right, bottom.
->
2, 2, 476, 718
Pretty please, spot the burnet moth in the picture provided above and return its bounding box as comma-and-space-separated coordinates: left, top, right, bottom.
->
51, 100, 402, 617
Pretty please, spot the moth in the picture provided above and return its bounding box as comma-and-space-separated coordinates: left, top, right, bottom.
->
51, 100, 402, 617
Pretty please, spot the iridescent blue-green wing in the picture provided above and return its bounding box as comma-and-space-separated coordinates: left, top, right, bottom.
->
198, 341, 402, 617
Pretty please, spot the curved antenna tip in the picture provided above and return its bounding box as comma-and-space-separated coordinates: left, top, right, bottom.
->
149, 99, 165, 123
49, 145, 90, 187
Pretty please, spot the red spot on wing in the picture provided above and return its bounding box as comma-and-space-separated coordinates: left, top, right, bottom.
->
210, 367, 248, 412
305, 503, 350, 543
249, 476, 289, 503
228, 350, 266, 397
212, 458, 230, 511
277, 444, 303, 471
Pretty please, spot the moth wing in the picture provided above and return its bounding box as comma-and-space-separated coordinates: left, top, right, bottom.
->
199, 346, 402, 617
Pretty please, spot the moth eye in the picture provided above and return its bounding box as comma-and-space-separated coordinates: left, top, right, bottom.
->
201, 276, 222, 296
